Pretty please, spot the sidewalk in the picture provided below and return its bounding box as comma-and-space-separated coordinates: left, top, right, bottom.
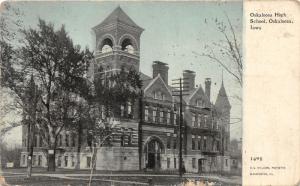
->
1, 168, 242, 185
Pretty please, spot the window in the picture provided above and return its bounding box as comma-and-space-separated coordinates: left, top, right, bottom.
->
152, 108, 157, 123
59, 134, 63, 146
86, 156, 91, 168
204, 115, 208, 128
167, 138, 171, 149
64, 156, 68, 167
197, 115, 201, 127
174, 158, 177, 168
144, 107, 149, 121
167, 111, 170, 124
33, 135, 37, 147
173, 139, 177, 149
153, 91, 157, 99
57, 155, 62, 167
120, 105, 125, 117
161, 93, 165, 100
204, 136, 207, 150
160, 111, 164, 123
173, 112, 177, 125
32, 155, 36, 166
120, 135, 125, 147
198, 138, 201, 150
22, 155, 26, 165
72, 134, 76, 147
225, 159, 228, 167
102, 45, 113, 53
192, 114, 196, 127
192, 137, 195, 150
192, 158, 196, 169
127, 102, 132, 116
128, 135, 132, 145
101, 38, 113, 53
71, 155, 75, 167
196, 99, 204, 107
65, 134, 69, 147
167, 158, 170, 168
38, 155, 42, 166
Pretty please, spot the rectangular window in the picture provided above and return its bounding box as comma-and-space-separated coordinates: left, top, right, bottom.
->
33, 135, 37, 147
192, 158, 196, 169
173, 139, 177, 149
160, 111, 164, 123
120, 105, 125, 117
64, 156, 68, 167
38, 155, 42, 166
167, 111, 170, 124
204, 115, 208, 127
86, 156, 91, 168
192, 139, 195, 150
173, 112, 177, 125
72, 134, 76, 147
152, 108, 157, 123
22, 155, 26, 165
65, 134, 69, 147
167, 138, 171, 149
127, 102, 132, 115
225, 159, 228, 167
59, 134, 63, 146
197, 114, 201, 127
57, 156, 62, 167
32, 155, 36, 166
198, 139, 201, 150
192, 114, 196, 127
167, 158, 170, 168
174, 158, 177, 168
144, 107, 149, 121
204, 136, 207, 150
71, 155, 75, 167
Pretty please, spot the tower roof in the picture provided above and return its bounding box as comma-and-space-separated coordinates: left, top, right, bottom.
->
215, 81, 231, 110
93, 6, 143, 31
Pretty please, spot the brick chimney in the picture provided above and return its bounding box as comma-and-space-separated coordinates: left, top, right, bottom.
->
205, 78, 211, 101
152, 61, 169, 84
182, 70, 195, 91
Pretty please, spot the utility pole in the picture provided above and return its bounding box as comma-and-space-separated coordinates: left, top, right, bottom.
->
26, 76, 38, 178
171, 78, 188, 177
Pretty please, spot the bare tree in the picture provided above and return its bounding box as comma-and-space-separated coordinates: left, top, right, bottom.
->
193, 13, 243, 89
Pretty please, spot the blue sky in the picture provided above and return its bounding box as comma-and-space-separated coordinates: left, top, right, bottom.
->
3, 1, 243, 144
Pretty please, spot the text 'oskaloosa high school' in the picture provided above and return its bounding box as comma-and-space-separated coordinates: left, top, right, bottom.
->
20, 7, 231, 173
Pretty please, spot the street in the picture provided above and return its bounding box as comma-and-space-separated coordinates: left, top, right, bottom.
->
0, 168, 242, 186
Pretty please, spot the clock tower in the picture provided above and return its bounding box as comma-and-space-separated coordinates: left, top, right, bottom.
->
91, 6, 144, 79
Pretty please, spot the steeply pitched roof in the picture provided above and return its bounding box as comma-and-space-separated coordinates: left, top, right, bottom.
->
183, 85, 210, 106
93, 6, 143, 31
215, 81, 231, 110
140, 72, 153, 90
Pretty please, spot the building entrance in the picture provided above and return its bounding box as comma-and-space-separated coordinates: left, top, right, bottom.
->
145, 138, 162, 170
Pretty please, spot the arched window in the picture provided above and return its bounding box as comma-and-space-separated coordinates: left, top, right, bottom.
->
101, 38, 113, 53
121, 38, 135, 54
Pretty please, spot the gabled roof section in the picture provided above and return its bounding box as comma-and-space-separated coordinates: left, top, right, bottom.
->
143, 74, 172, 98
215, 81, 231, 110
140, 72, 152, 90
93, 6, 143, 31
184, 85, 210, 105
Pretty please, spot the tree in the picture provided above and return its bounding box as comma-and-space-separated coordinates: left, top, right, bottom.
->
86, 67, 142, 184
193, 13, 242, 90
1, 18, 93, 171
0, 1, 24, 143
